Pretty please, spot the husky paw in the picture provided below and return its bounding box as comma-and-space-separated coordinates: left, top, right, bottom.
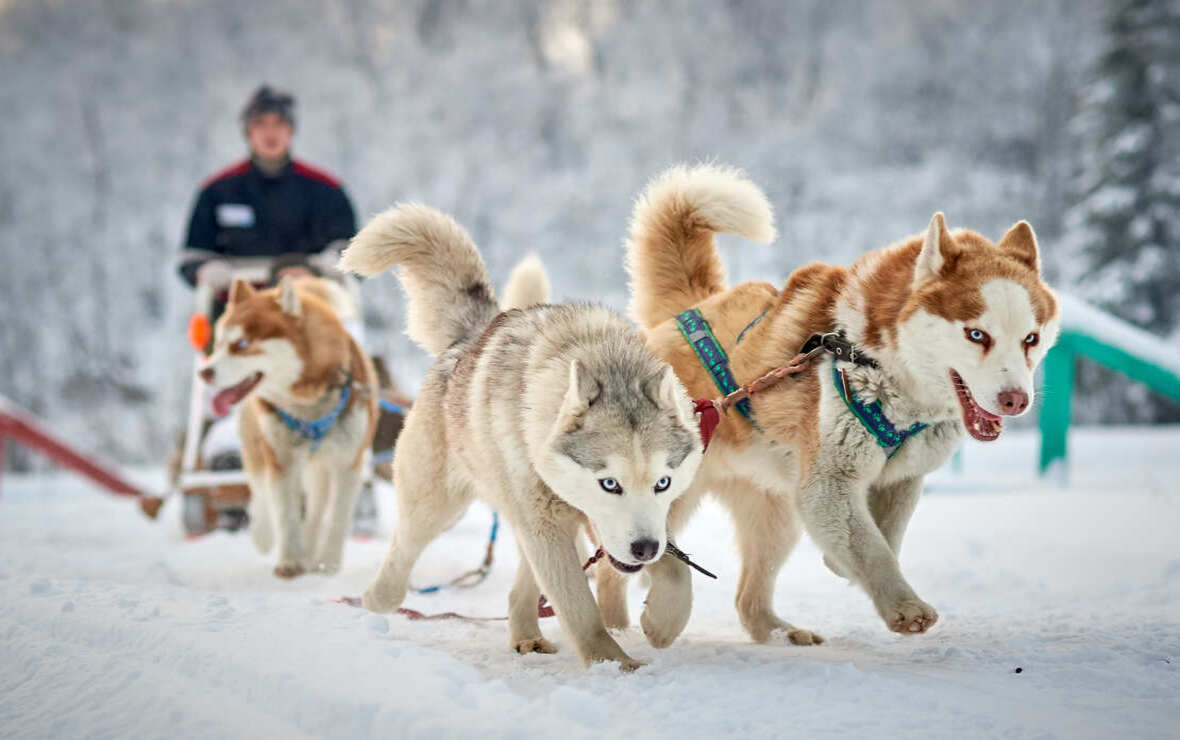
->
361, 584, 401, 614
640, 607, 689, 649
273, 561, 305, 579
639, 570, 692, 648
884, 598, 938, 635
513, 637, 558, 655
774, 625, 825, 646
616, 656, 646, 673
741, 611, 824, 646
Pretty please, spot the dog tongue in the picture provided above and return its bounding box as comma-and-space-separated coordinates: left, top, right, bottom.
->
211, 375, 259, 417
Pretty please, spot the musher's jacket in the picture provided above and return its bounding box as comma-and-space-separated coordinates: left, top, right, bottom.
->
179, 158, 356, 285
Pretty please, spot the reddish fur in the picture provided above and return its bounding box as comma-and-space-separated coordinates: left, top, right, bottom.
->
221, 278, 377, 475
628, 197, 729, 328
639, 217, 1057, 478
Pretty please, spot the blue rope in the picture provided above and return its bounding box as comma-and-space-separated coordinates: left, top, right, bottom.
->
378, 398, 406, 415
411, 510, 500, 595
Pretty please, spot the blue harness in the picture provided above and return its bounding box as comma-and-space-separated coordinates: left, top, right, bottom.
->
272, 384, 352, 451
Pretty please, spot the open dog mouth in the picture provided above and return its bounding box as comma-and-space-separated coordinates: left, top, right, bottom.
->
949, 369, 1002, 442
211, 372, 263, 417
607, 552, 644, 574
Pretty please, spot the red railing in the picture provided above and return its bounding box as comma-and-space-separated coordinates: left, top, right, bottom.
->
0, 396, 162, 516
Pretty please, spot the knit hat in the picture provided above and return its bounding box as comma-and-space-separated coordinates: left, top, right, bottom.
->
240, 85, 296, 132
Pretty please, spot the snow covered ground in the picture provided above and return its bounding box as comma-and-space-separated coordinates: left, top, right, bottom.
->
1, 426, 1177, 739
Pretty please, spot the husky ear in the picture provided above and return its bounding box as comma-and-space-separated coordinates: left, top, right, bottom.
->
559, 359, 600, 420
998, 220, 1040, 272
278, 278, 302, 317
648, 365, 694, 429
914, 212, 958, 285
229, 278, 255, 305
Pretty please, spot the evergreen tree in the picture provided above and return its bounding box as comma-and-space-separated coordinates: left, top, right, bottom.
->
1065, 0, 1180, 422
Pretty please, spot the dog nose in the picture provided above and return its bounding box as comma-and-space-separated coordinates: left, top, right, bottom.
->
198, 366, 215, 384
996, 388, 1029, 415
630, 538, 659, 562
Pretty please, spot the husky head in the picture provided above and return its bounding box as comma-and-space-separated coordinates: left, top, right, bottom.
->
198, 278, 336, 415
891, 213, 1059, 441
534, 359, 704, 573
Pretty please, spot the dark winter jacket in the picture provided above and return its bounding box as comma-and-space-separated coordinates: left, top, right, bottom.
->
179, 158, 356, 285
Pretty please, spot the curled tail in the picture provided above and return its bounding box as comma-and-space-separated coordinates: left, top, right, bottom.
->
501, 254, 551, 310
339, 203, 498, 357
625, 164, 776, 328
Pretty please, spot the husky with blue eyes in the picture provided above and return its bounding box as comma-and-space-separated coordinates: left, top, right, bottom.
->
340, 204, 704, 671
611, 164, 1059, 646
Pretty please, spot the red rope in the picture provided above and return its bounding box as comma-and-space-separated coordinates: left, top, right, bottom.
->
333, 547, 609, 623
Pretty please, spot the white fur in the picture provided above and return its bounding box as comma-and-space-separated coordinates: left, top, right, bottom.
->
631, 164, 778, 245
502, 254, 551, 310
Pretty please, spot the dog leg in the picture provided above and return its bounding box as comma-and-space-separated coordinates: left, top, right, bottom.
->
515, 513, 643, 671
800, 476, 937, 635
268, 468, 308, 578
246, 476, 273, 554
639, 552, 692, 648
638, 484, 704, 648
596, 558, 630, 630
311, 463, 364, 574
868, 477, 923, 555
724, 485, 823, 645
508, 545, 557, 655
362, 475, 472, 613
302, 463, 332, 557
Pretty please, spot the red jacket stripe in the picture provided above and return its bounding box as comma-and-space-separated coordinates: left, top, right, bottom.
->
291, 160, 342, 188
200, 159, 252, 188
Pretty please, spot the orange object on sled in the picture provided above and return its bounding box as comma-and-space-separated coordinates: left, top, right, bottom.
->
188, 313, 212, 353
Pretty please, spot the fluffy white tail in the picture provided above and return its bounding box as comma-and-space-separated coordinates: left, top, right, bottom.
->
502, 254, 551, 310
626, 164, 776, 328
339, 203, 499, 357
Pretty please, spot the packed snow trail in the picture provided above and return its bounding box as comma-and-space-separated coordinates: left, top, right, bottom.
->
1, 427, 1177, 739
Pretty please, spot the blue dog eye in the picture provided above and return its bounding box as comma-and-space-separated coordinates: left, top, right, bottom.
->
599, 478, 622, 494
654, 476, 671, 492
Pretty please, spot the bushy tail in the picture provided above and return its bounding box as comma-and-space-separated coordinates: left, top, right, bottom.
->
339, 203, 498, 357
625, 164, 776, 328
501, 254, 551, 310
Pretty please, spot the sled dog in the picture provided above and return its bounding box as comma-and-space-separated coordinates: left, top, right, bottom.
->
601, 164, 1059, 644
199, 277, 378, 577
340, 204, 704, 670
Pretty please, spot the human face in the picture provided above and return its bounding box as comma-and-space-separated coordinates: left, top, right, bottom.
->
246, 112, 293, 161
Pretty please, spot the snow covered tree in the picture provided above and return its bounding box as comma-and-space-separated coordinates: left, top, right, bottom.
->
1065, 0, 1180, 423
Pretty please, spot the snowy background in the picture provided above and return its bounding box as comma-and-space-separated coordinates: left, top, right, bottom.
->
2, 0, 1178, 466
2, 2, 1179, 737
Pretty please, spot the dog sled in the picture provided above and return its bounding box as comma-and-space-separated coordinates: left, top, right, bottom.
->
172, 258, 409, 535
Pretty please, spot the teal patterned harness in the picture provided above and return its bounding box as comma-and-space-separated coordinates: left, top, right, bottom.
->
832, 365, 928, 458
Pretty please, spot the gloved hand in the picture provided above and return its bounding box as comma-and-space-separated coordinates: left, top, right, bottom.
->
196, 259, 234, 289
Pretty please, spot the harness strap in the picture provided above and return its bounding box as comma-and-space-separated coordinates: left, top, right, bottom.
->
832, 366, 927, 457
272, 383, 352, 451
675, 309, 753, 421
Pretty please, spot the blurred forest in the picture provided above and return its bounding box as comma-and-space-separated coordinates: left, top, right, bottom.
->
0, 0, 1176, 467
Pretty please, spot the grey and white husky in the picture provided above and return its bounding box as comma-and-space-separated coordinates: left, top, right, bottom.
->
339, 204, 704, 670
